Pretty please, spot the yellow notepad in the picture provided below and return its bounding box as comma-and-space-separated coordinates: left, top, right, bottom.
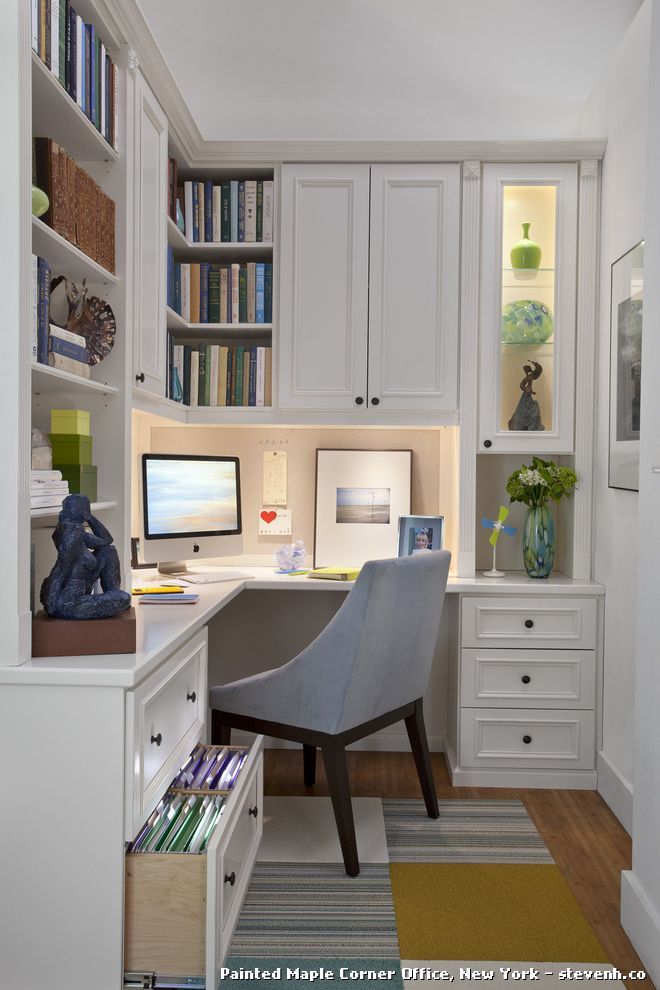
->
132, 586, 186, 595
308, 567, 360, 582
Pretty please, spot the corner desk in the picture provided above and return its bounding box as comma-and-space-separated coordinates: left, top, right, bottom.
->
0, 566, 604, 990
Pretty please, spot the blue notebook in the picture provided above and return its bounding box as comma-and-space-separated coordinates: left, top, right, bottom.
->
139, 593, 199, 604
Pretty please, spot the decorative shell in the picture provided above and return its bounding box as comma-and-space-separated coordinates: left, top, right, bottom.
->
50, 277, 116, 365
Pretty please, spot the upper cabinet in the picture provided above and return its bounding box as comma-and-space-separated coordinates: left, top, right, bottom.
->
478, 163, 578, 453
132, 71, 168, 398
279, 163, 460, 415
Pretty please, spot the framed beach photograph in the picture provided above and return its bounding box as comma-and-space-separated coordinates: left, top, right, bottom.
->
397, 515, 444, 557
314, 449, 412, 567
609, 241, 644, 491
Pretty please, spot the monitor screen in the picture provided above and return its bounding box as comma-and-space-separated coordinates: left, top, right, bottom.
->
142, 454, 241, 540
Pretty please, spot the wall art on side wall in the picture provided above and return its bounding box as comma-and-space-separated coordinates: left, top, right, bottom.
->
609, 241, 644, 491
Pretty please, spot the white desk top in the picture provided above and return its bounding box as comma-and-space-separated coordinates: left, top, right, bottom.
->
1, 566, 603, 688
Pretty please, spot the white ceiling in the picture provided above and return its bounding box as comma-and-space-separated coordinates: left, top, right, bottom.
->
136, 0, 643, 142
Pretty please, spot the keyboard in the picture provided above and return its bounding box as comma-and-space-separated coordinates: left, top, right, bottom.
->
170, 570, 254, 585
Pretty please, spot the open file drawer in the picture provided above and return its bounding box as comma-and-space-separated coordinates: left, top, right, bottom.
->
124, 737, 264, 989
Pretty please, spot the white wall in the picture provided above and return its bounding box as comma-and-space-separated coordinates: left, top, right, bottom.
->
579, 0, 651, 832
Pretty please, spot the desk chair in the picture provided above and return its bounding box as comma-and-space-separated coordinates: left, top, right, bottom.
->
210, 551, 451, 876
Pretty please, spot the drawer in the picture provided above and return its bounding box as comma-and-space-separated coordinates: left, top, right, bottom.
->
125, 629, 207, 836
124, 738, 264, 989
461, 596, 597, 649
459, 708, 595, 770
461, 648, 596, 709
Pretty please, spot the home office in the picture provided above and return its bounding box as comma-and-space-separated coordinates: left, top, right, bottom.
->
2, 1, 660, 990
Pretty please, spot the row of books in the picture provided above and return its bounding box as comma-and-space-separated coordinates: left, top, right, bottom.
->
167, 253, 273, 325
173, 172, 274, 244
31, 255, 91, 379
34, 137, 115, 273
31, 469, 69, 510
166, 341, 272, 408
31, 0, 118, 151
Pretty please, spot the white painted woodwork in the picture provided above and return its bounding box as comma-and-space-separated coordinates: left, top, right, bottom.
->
461, 647, 596, 708
460, 707, 595, 770
279, 164, 370, 409
479, 163, 578, 453
368, 165, 460, 411
461, 595, 597, 649
132, 70, 168, 397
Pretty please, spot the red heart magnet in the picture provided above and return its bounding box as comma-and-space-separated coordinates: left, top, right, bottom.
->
260, 510, 277, 524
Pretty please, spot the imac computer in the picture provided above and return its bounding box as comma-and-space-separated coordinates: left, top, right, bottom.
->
141, 453, 243, 578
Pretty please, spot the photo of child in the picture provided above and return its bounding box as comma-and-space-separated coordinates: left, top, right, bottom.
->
409, 527, 433, 554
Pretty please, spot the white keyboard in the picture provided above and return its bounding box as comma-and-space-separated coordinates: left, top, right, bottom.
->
167, 570, 254, 585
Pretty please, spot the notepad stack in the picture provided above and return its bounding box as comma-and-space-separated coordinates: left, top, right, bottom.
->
30, 469, 69, 510
49, 409, 98, 503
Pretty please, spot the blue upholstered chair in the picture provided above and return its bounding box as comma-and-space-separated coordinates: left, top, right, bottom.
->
209, 551, 451, 875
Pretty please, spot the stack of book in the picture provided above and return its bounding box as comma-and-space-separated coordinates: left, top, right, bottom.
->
34, 137, 115, 273
31, 0, 118, 151
31, 469, 69, 511
48, 323, 90, 378
166, 341, 272, 408
31, 256, 91, 378
176, 174, 274, 243
167, 253, 273, 325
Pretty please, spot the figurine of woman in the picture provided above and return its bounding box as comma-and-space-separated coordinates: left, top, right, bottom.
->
40, 494, 131, 619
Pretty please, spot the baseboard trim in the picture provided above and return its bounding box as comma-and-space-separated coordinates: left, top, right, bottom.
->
621, 871, 660, 984
445, 744, 597, 789
231, 731, 447, 753
597, 751, 633, 834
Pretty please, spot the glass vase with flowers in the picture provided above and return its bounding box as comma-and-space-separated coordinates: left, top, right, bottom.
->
506, 457, 577, 578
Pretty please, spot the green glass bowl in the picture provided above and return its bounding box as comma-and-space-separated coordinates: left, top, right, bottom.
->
501, 299, 553, 344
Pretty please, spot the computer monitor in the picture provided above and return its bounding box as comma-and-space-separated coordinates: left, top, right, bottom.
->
141, 454, 243, 574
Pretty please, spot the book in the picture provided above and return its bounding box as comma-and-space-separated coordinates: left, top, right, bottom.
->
31, 494, 67, 509
248, 347, 257, 406
237, 181, 245, 241
238, 267, 248, 324
219, 267, 229, 324
190, 349, 199, 405
231, 264, 240, 325
217, 348, 228, 406
190, 263, 201, 323
180, 263, 191, 322
209, 345, 219, 407
50, 323, 86, 348
230, 180, 239, 242
255, 263, 265, 323
200, 263, 209, 323
244, 180, 257, 242
37, 257, 50, 365
31, 254, 38, 362
31, 0, 39, 52
184, 181, 193, 241
197, 345, 207, 406
212, 185, 221, 242
75, 15, 83, 108
139, 593, 200, 604
234, 347, 245, 406
263, 180, 274, 241
256, 347, 266, 406
264, 263, 273, 323
246, 262, 256, 324
192, 181, 199, 242
308, 567, 361, 581
182, 345, 192, 405
208, 266, 220, 323
225, 348, 233, 405
132, 586, 186, 595
204, 179, 213, 242
221, 181, 231, 242
51, 0, 59, 80
242, 350, 250, 406
47, 353, 91, 378
31, 469, 63, 480
49, 334, 87, 364
204, 344, 212, 406
30, 483, 69, 495
256, 180, 263, 242
264, 347, 272, 406
58, 0, 66, 86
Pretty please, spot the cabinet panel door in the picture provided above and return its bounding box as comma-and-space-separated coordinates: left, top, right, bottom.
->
133, 72, 168, 397
368, 165, 460, 412
279, 165, 369, 409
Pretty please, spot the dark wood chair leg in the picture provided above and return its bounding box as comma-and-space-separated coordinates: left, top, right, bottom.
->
211, 709, 231, 745
404, 698, 439, 819
303, 744, 317, 787
321, 738, 359, 876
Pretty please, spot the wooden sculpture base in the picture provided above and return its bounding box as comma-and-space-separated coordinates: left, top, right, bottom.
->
32, 607, 136, 658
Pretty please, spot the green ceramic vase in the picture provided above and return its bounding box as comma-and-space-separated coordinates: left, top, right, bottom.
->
522, 505, 555, 578
510, 222, 542, 270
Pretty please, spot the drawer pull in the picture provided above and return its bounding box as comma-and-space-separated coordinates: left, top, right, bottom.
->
187, 691, 197, 703
224, 871, 236, 886
521, 675, 531, 684
524, 619, 534, 629
249, 805, 259, 818
150, 733, 162, 747
522, 735, 532, 744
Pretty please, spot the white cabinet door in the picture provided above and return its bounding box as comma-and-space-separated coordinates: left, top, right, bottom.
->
132, 72, 168, 397
279, 165, 370, 410
368, 165, 460, 412
479, 163, 578, 453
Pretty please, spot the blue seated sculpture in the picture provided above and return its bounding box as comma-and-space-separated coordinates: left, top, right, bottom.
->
40, 494, 132, 620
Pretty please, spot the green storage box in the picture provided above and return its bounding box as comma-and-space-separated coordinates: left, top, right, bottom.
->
49, 433, 93, 466
55, 464, 97, 502
50, 409, 91, 436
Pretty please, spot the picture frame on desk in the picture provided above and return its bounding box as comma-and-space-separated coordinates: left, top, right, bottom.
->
397, 514, 444, 557
313, 449, 412, 568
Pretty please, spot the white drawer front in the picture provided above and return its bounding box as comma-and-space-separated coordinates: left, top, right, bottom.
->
461, 648, 596, 709
462, 596, 597, 649
460, 708, 595, 769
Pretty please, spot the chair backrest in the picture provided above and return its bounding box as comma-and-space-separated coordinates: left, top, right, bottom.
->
287, 551, 450, 734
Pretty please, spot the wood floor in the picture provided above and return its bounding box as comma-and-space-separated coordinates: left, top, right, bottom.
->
264, 749, 654, 990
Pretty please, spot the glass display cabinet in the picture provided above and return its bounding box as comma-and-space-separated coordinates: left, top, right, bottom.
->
479, 164, 578, 453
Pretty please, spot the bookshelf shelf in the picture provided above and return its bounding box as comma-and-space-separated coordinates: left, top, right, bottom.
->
167, 218, 273, 256
31, 499, 118, 522
31, 51, 118, 164
31, 363, 120, 396
32, 217, 118, 285
185, 406, 274, 425
166, 307, 272, 336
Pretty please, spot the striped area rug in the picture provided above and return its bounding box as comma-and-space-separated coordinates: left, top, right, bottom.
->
383, 799, 554, 864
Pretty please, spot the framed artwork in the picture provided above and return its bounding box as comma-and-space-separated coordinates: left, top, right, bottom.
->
314, 449, 412, 567
609, 241, 644, 491
397, 515, 444, 557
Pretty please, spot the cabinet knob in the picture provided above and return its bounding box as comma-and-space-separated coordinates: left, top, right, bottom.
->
524, 618, 534, 629
355, 396, 364, 405
521, 675, 531, 685
135, 372, 145, 383
522, 735, 532, 745
151, 732, 162, 747
187, 691, 196, 703
370, 397, 380, 406
248, 805, 259, 818
483, 439, 492, 448
224, 871, 236, 886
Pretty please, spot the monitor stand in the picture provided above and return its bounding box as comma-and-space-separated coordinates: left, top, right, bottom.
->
157, 560, 193, 576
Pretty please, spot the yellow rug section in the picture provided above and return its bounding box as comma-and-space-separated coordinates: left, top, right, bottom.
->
390, 863, 609, 962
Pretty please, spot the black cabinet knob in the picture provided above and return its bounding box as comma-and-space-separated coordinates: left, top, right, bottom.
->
187, 691, 196, 703
521, 675, 531, 685
355, 396, 364, 405
524, 618, 534, 629
370, 396, 380, 406
522, 735, 532, 745
248, 806, 259, 818
135, 372, 145, 383
483, 439, 492, 448
151, 733, 162, 747
224, 871, 236, 886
